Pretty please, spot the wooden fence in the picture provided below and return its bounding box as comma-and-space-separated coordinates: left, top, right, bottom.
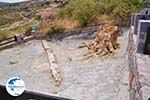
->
0, 36, 15, 46
0, 35, 35, 50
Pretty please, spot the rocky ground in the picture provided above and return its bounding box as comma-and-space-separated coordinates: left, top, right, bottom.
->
0, 29, 129, 100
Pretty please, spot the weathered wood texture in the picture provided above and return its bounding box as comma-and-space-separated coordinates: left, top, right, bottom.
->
80, 24, 119, 58
42, 40, 62, 87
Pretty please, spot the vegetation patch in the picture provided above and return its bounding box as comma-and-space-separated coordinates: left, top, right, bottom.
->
8, 23, 32, 35
0, 0, 144, 40
99, 0, 142, 26
59, 0, 100, 27
60, 0, 143, 26
0, 30, 8, 40
47, 22, 65, 34
0, 11, 22, 26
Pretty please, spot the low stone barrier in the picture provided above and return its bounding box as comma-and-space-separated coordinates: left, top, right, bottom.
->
47, 26, 98, 40
127, 28, 143, 100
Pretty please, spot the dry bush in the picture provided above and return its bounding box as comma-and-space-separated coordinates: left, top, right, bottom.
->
93, 14, 115, 25
47, 21, 65, 34
59, 18, 80, 30
36, 20, 51, 35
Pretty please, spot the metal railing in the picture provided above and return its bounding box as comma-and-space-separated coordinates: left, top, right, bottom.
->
0, 35, 35, 50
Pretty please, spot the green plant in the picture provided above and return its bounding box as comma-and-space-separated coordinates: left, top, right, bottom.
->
34, 14, 41, 21
99, 0, 143, 26
59, 0, 99, 27
99, 1, 116, 14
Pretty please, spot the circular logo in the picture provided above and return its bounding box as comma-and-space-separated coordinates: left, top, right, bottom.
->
6, 77, 25, 96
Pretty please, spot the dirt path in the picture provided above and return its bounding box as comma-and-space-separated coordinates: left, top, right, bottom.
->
0, 28, 129, 100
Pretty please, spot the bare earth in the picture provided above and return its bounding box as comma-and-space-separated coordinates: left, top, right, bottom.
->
0, 29, 129, 100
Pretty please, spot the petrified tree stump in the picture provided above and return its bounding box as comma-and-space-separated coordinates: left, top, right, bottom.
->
80, 24, 119, 58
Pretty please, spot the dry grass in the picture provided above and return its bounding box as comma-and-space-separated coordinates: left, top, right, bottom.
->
0, 11, 22, 26
37, 21, 51, 35
58, 18, 80, 30
8, 23, 32, 35
94, 14, 115, 25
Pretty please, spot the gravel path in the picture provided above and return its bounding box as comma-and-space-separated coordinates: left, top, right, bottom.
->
0, 29, 129, 100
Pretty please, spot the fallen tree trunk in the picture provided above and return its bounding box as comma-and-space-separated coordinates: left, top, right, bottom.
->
41, 40, 62, 87
80, 24, 119, 58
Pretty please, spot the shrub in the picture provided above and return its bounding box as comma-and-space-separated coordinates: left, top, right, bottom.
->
99, 1, 116, 14
34, 14, 41, 21
48, 22, 65, 34
59, 0, 100, 27
112, 3, 136, 25
99, 0, 142, 26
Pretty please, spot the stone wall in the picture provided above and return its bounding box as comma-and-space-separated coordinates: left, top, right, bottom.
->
47, 26, 99, 40
127, 28, 143, 100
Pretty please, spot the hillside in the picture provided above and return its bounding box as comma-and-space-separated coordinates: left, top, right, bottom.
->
0, 2, 9, 7
0, 0, 144, 40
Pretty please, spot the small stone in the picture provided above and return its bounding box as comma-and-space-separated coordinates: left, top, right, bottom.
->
68, 57, 72, 61
122, 83, 128, 86
9, 59, 18, 65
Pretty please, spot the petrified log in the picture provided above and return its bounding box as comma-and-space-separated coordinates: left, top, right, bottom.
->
42, 40, 62, 87
80, 24, 119, 58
